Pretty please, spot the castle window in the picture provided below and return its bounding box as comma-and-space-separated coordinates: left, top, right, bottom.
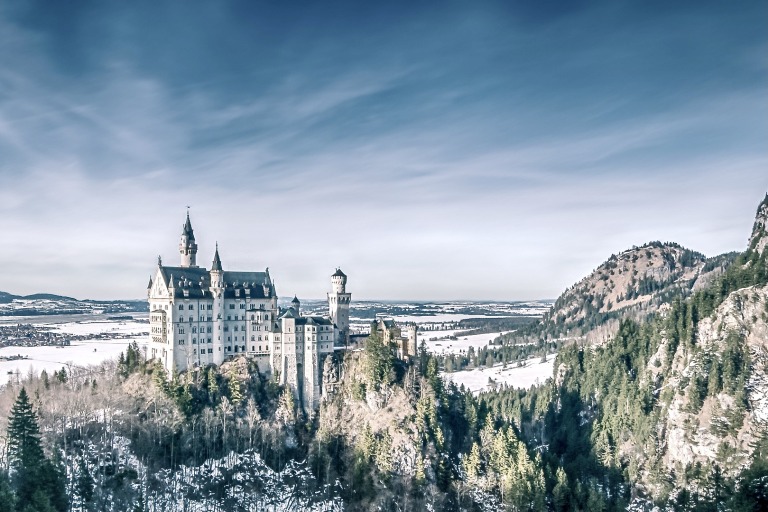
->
207, 327, 212, 333
251, 336, 255, 341
234, 346, 239, 352
224, 326, 229, 332
228, 336, 231, 342
192, 327, 197, 333
193, 349, 197, 355
207, 305, 212, 310
178, 305, 183, 310
251, 346, 255, 351
178, 340, 184, 345
227, 316, 231, 321
208, 348, 213, 354
188, 304, 193, 310
240, 304, 245, 309
208, 338, 212, 343
251, 315, 255, 320
229, 304, 235, 309
192, 338, 197, 344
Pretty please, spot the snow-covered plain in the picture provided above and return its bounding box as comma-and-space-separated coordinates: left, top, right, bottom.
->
0, 318, 148, 385
443, 354, 555, 394
423, 331, 510, 355
48, 319, 148, 336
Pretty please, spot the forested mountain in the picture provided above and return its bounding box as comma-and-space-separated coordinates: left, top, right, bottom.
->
0, 196, 766, 511
501, 242, 737, 346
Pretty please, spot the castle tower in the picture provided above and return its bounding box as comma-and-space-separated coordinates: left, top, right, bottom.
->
328, 268, 351, 344
210, 245, 225, 365
179, 211, 198, 268
406, 323, 418, 357
291, 295, 301, 316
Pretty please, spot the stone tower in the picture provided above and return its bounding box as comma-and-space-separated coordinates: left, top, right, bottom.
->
328, 268, 351, 344
210, 245, 225, 365
179, 212, 198, 267
406, 323, 418, 357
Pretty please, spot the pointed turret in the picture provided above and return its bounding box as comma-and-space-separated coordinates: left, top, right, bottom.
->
211, 244, 222, 272
183, 211, 194, 238
292, 295, 301, 315
179, 211, 199, 267
147, 276, 153, 290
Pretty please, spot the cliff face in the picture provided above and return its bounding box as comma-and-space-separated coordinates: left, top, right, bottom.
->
641, 284, 768, 492
535, 242, 733, 344
749, 194, 768, 256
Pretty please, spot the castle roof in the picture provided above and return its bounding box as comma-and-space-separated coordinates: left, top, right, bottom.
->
211, 246, 222, 271
292, 295, 300, 303
277, 307, 332, 326
332, 268, 346, 278
157, 265, 273, 299
294, 316, 333, 326
377, 318, 397, 329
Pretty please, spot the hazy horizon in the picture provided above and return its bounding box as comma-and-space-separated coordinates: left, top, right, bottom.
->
1, 0, 766, 300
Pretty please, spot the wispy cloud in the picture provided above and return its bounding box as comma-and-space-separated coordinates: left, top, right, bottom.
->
0, 0, 766, 299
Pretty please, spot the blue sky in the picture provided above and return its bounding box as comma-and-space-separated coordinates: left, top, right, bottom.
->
0, 0, 766, 300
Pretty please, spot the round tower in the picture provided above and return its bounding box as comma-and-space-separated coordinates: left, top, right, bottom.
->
331, 269, 347, 294
292, 295, 301, 316
179, 211, 198, 267
406, 323, 418, 357
328, 268, 351, 345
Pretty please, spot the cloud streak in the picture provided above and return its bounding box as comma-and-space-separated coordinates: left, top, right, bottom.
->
0, 0, 766, 300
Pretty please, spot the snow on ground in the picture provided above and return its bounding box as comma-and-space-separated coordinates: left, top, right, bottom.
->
386, 313, 513, 324
443, 354, 555, 394
47, 319, 148, 336
424, 331, 509, 355
0, 336, 146, 385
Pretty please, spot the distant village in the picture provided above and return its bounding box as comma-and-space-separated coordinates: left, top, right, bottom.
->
0, 322, 148, 360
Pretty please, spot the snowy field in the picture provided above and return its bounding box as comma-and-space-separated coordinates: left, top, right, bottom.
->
48, 319, 148, 336
443, 354, 556, 394
0, 338, 146, 385
0, 316, 148, 386
423, 331, 510, 355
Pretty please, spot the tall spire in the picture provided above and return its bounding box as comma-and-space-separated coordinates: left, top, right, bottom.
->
211, 243, 222, 271
183, 209, 195, 239
179, 210, 198, 267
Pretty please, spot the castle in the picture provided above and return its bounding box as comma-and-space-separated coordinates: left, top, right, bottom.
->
147, 213, 350, 411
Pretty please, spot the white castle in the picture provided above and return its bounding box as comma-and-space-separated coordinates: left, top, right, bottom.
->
147, 213, 350, 411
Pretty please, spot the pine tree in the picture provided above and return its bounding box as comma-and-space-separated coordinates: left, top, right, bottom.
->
6, 388, 67, 512
552, 466, 571, 512
75, 456, 95, 508
0, 471, 16, 512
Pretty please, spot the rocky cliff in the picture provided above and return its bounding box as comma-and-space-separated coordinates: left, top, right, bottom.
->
515, 242, 735, 345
